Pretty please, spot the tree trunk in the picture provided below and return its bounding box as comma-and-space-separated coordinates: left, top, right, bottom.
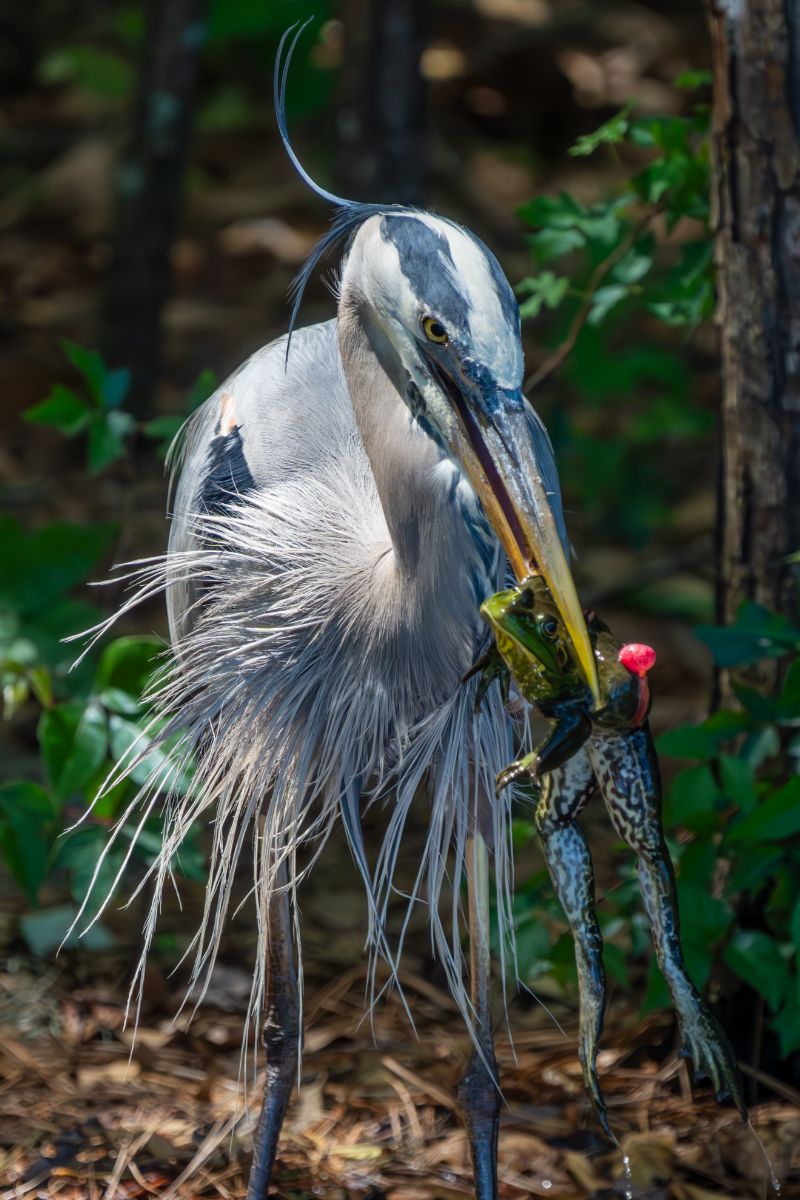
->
708, 0, 800, 686
99, 0, 206, 416
337, 0, 428, 205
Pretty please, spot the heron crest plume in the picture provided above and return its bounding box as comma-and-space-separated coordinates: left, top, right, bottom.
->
275, 19, 412, 346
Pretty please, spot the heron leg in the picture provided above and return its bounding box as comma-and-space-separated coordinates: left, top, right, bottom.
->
246, 878, 300, 1200
534, 750, 611, 1136
457, 832, 500, 1200
590, 728, 746, 1117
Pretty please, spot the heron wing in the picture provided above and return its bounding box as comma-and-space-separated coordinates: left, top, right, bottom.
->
166, 319, 355, 640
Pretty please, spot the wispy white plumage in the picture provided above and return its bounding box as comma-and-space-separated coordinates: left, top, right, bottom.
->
71, 205, 572, 1099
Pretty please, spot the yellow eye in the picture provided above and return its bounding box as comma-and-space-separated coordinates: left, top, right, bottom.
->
422, 316, 448, 344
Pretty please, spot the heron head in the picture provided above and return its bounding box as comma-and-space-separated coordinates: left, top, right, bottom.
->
339, 211, 599, 702
274, 20, 598, 702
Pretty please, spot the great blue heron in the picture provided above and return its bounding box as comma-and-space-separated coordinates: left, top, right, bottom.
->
77, 23, 600, 1200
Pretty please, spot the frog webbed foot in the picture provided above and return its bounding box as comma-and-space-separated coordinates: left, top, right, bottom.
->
495, 752, 539, 797
678, 1006, 747, 1119
463, 645, 512, 714
581, 1052, 613, 1140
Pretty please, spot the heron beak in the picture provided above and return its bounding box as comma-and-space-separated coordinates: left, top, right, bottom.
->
437, 369, 599, 703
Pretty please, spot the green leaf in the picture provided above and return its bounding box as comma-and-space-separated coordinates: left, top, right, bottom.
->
610, 247, 652, 286
87, 410, 136, 473
60, 341, 106, 405
695, 603, 800, 667
663, 764, 721, 833
569, 105, 631, 157
726, 843, 783, 893
40, 46, 135, 100
789, 896, 800, 950
20, 903, 115, 956
0, 782, 55, 902
741, 723, 781, 769
656, 723, 717, 760
24, 385, 91, 435
526, 226, 585, 265
773, 994, 800, 1056
724, 930, 789, 1011
39, 701, 107, 804
726, 777, 800, 843
675, 70, 713, 90
517, 272, 569, 319
601, 940, 628, 987
777, 657, 800, 718
54, 825, 124, 918
98, 687, 142, 715
188, 367, 218, 411
718, 754, 758, 812
95, 636, 161, 695
0, 516, 116, 617
143, 415, 184, 460
108, 715, 190, 795
588, 283, 630, 325
101, 367, 131, 410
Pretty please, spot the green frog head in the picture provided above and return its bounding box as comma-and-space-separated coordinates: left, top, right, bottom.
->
480, 577, 590, 708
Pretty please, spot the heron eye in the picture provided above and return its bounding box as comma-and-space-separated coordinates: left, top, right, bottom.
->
422, 316, 448, 344
540, 617, 558, 640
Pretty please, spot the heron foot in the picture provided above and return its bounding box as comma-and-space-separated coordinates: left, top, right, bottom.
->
457, 1049, 500, 1200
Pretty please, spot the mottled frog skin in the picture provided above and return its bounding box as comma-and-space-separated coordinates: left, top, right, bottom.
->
472, 579, 746, 1137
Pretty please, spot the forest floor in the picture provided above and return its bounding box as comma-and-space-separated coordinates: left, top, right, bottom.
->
1, 827, 798, 1200
1, 950, 797, 1200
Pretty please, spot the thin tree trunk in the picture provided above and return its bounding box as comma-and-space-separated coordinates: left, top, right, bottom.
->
337, 0, 428, 205
708, 0, 800, 691
100, 0, 206, 416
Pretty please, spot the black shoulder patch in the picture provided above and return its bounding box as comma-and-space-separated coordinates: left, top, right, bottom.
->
199, 426, 255, 517
380, 214, 470, 334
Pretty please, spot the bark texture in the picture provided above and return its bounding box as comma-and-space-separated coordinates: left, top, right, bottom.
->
100, 0, 206, 415
708, 0, 800, 659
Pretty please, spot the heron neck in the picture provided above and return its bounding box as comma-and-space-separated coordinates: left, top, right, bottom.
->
338, 302, 458, 580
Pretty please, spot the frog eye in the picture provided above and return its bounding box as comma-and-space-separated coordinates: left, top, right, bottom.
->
422, 315, 448, 344
540, 616, 559, 640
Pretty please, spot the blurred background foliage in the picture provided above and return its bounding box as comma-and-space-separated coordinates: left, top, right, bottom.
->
1, 0, 798, 1101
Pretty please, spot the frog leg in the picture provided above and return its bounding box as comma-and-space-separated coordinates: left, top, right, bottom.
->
496, 706, 592, 796
589, 728, 747, 1118
535, 748, 611, 1138
463, 645, 511, 712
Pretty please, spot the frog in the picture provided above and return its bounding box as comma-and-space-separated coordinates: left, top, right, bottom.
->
468, 577, 746, 1139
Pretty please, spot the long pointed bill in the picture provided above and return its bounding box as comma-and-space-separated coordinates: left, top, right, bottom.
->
443, 375, 599, 704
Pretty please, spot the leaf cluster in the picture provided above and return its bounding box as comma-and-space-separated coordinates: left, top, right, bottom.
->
2, 346, 212, 953
518, 87, 714, 547
25, 341, 215, 471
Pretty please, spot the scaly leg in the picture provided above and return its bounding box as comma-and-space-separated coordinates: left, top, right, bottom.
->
457, 833, 500, 1200
535, 749, 611, 1136
246, 872, 301, 1200
590, 727, 746, 1117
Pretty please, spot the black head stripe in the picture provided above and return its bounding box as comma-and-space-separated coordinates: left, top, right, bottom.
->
380, 215, 471, 335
